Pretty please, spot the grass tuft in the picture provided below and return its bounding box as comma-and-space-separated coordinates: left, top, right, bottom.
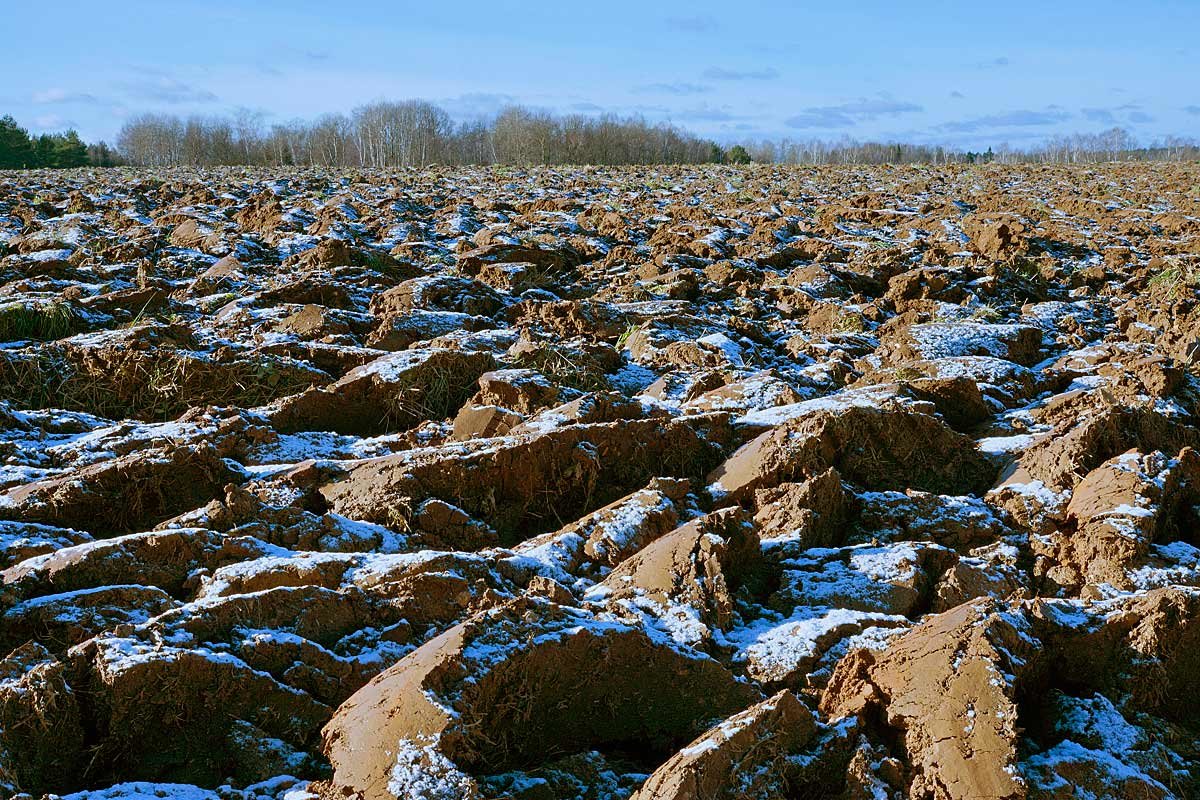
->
0, 302, 79, 342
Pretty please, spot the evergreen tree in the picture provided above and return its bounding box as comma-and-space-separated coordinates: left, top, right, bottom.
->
53, 131, 89, 167
0, 115, 34, 169
33, 134, 57, 167
726, 145, 752, 164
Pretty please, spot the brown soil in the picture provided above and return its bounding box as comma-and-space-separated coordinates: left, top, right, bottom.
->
4, 163, 1200, 799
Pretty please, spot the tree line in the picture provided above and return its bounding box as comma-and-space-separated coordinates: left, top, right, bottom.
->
736, 128, 1200, 165
0, 115, 97, 169
113, 105, 1200, 168
1, 101, 1197, 169
87, 110, 1200, 168
114, 102, 728, 168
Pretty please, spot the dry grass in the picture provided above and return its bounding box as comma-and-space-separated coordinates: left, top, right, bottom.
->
832, 312, 867, 334
0, 348, 322, 421
385, 361, 466, 427
892, 365, 926, 382
616, 322, 647, 349
512, 344, 612, 393
1148, 256, 1198, 298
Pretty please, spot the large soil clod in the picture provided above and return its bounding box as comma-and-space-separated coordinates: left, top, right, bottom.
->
821, 588, 1200, 800
707, 404, 996, 503
319, 597, 761, 800
320, 415, 731, 542
268, 348, 495, 436
0, 444, 238, 536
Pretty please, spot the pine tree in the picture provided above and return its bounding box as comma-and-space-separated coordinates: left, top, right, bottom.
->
0, 115, 34, 169
726, 145, 752, 164
34, 134, 57, 167
53, 131, 89, 167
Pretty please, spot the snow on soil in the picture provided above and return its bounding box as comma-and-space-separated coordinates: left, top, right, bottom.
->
4, 164, 1200, 800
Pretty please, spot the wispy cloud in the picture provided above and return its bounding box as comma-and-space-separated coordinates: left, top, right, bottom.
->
261, 46, 331, 74
1082, 104, 1154, 125
1082, 108, 1116, 123
972, 56, 1011, 69
937, 108, 1071, 134
31, 113, 74, 131
673, 104, 742, 122
634, 82, 712, 96
121, 73, 219, 104
32, 88, 100, 105
665, 15, 719, 33
437, 92, 518, 119
702, 66, 779, 81
785, 96, 923, 129
630, 103, 671, 115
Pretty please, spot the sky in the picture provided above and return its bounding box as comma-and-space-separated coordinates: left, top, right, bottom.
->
4, 0, 1198, 151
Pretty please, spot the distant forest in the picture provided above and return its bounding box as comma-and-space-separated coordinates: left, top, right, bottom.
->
1, 101, 1198, 168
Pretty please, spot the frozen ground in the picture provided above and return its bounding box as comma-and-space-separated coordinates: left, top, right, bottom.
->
1, 163, 1200, 799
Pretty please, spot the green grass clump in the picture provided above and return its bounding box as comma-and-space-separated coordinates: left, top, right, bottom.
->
616, 322, 646, 349
1148, 257, 1197, 297
970, 304, 1002, 322
833, 312, 867, 333
893, 365, 926, 382
0, 301, 78, 342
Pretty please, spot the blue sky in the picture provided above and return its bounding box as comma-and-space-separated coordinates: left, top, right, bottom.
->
5, 0, 1198, 149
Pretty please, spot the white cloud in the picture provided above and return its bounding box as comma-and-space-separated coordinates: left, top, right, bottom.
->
786, 96, 924, 129
31, 113, 73, 131
33, 88, 99, 104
